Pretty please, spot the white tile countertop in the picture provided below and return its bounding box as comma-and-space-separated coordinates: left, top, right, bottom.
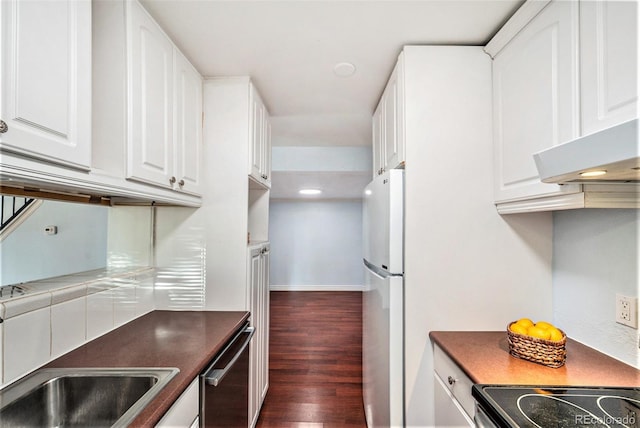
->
0, 267, 154, 321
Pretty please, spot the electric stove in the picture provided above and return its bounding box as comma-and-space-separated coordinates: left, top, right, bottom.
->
472, 385, 639, 428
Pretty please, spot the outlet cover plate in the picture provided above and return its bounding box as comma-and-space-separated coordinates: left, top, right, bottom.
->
616, 294, 638, 329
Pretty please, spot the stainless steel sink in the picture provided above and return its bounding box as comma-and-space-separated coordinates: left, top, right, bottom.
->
0, 367, 179, 427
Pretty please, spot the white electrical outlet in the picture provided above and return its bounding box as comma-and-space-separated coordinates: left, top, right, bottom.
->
616, 294, 638, 329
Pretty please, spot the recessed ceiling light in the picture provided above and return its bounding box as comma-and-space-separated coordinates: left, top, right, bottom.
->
299, 189, 322, 195
333, 62, 356, 77
580, 170, 607, 178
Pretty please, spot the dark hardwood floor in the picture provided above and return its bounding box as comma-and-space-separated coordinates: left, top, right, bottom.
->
256, 291, 367, 428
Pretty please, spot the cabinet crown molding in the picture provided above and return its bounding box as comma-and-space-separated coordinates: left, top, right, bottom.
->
484, 0, 552, 58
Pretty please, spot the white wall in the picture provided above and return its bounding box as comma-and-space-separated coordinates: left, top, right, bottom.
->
272, 146, 371, 172
269, 200, 364, 290
0, 200, 108, 286
401, 47, 553, 427
553, 209, 639, 368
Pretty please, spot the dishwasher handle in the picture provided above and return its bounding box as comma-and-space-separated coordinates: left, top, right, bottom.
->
204, 325, 255, 387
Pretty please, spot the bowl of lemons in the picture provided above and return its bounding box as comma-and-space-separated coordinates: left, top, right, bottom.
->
507, 318, 567, 368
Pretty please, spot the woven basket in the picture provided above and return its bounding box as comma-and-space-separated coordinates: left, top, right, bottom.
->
507, 322, 567, 368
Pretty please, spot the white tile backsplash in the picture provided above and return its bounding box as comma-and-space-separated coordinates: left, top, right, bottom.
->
2, 292, 51, 319
51, 297, 87, 358
113, 285, 136, 327
4, 307, 51, 383
51, 284, 87, 305
136, 278, 155, 316
0, 268, 157, 387
86, 289, 114, 341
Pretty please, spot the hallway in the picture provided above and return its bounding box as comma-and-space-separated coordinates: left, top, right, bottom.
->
256, 291, 367, 428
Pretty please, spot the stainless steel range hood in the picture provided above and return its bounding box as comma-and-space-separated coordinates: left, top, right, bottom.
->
534, 119, 639, 184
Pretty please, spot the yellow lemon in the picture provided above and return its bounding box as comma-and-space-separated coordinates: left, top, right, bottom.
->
535, 321, 554, 330
548, 327, 564, 342
527, 326, 551, 340
509, 323, 528, 335
515, 318, 534, 329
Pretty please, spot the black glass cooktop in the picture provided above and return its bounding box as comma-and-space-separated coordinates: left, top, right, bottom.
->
473, 385, 640, 428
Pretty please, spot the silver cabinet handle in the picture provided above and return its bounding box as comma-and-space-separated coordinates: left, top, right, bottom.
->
178, 179, 185, 187
447, 376, 456, 385
0, 120, 7, 133
169, 176, 176, 184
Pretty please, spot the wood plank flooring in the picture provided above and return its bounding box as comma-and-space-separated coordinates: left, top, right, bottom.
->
256, 291, 367, 428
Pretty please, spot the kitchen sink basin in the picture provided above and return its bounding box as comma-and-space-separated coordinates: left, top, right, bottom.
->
0, 367, 179, 427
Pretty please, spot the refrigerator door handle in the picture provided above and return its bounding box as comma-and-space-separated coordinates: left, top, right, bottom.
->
364, 259, 400, 279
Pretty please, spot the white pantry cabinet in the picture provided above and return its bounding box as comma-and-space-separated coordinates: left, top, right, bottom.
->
248, 243, 270, 427
202, 77, 271, 425
580, 0, 638, 136
0, 0, 91, 169
373, 53, 405, 177
489, 0, 581, 206
249, 85, 272, 188
126, 0, 203, 195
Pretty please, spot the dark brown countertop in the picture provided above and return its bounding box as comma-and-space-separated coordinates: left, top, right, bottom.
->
45, 310, 250, 427
430, 331, 640, 387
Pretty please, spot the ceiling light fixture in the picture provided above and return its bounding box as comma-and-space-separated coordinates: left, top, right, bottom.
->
299, 189, 322, 195
333, 62, 356, 77
579, 170, 607, 178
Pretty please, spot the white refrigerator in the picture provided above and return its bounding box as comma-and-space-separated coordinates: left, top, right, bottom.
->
362, 169, 404, 428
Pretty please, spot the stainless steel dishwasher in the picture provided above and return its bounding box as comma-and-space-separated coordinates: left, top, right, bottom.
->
200, 321, 255, 427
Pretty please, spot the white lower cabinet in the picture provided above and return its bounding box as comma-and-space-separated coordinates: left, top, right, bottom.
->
433, 344, 474, 427
248, 243, 270, 427
156, 377, 199, 428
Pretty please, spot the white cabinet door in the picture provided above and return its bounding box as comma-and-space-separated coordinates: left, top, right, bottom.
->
249, 87, 263, 183
127, 0, 174, 189
260, 247, 270, 401
492, 0, 581, 203
248, 247, 262, 427
580, 0, 638, 135
372, 102, 385, 177
384, 56, 405, 171
384, 73, 398, 171
248, 85, 271, 188
0, 0, 91, 169
247, 244, 270, 427
373, 53, 405, 178
156, 378, 199, 428
434, 375, 474, 428
262, 113, 272, 187
174, 50, 203, 196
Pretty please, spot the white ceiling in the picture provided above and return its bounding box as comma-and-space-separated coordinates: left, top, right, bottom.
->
139, 0, 524, 199
140, 0, 523, 148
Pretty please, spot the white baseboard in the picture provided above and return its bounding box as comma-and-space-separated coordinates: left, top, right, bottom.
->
269, 284, 364, 292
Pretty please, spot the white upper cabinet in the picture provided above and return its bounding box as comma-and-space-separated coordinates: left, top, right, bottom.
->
174, 50, 203, 196
372, 102, 384, 178
127, 1, 174, 188
125, 0, 202, 195
580, 0, 638, 135
490, 0, 582, 204
373, 52, 406, 178
248, 84, 271, 188
0, 0, 91, 169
